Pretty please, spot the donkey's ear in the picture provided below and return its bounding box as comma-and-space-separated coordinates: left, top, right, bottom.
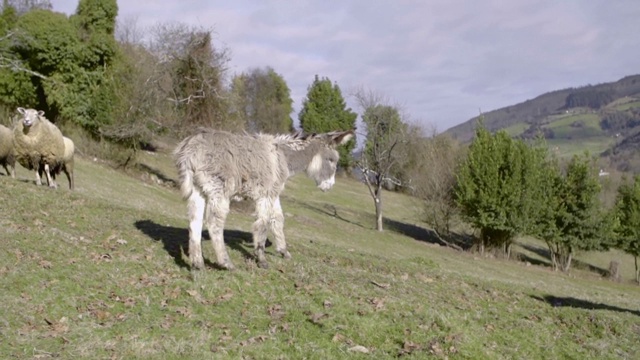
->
328, 129, 355, 146
17, 107, 25, 115
37, 110, 45, 117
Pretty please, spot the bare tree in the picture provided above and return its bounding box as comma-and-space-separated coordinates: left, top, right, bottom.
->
115, 15, 144, 45
408, 127, 463, 249
353, 88, 409, 231
147, 22, 235, 133
1, 0, 51, 14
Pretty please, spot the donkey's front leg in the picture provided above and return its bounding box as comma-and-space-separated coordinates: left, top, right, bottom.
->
253, 198, 272, 268
269, 196, 291, 259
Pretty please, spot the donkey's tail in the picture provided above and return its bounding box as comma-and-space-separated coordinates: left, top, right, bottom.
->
173, 138, 196, 200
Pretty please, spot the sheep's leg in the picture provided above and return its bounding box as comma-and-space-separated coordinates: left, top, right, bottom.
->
253, 197, 273, 269
62, 165, 74, 190
43, 163, 57, 188
35, 168, 42, 186
2, 165, 14, 178
269, 196, 291, 259
187, 190, 206, 270
204, 195, 233, 270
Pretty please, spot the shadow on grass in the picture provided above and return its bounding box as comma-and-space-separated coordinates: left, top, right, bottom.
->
531, 295, 640, 317
517, 243, 609, 276
287, 197, 473, 250
134, 220, 254, 269
136, 163, 177, 188
296, 201, 367, 229
514, 244, 552, 268
383, 218, 473, 250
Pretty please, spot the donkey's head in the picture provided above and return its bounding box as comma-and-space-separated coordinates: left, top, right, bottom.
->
304, 130, 355, 192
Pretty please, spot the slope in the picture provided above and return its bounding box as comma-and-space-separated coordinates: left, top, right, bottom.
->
1, 152, 639, 359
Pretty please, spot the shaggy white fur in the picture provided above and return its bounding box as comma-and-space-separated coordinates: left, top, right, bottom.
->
174, 128, 354, 270
0, 124, 15, 178
13, 108, 74, 190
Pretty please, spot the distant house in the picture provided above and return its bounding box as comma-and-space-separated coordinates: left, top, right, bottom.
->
599, 169, 610, 177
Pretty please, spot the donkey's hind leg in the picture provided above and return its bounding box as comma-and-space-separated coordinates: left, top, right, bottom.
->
269, 197, 291, 259
187, 190, 206, 270
205, 196, 234, 270
253, 197, 273, 268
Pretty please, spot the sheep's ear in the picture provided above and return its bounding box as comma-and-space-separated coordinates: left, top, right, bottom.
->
17, 107, 25, 115
37, 110, 45, 117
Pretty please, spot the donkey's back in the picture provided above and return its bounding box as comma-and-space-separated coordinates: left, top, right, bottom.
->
174, 129, 286, 201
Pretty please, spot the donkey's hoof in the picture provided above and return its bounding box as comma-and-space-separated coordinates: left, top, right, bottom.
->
257, 260, 269, 269
220, 261, 235, 271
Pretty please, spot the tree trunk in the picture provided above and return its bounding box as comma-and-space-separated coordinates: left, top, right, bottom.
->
635, 256, 639, 285
548, 244, 558, 271
562, 252, 573, 273
374, 185, 383, 231
478, 229, 487, 255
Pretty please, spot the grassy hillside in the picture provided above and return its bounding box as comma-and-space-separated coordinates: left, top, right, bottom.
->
1, 151, 639, 359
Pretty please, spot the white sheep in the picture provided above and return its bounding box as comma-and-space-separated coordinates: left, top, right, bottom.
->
13, 107, 74, 189
39, 136, 74, 190
0, 124, 16, 178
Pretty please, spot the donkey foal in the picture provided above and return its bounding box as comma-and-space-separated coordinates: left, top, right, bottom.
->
174, 129, 354, 270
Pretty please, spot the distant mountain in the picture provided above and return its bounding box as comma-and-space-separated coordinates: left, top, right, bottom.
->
444, 75, 640, 172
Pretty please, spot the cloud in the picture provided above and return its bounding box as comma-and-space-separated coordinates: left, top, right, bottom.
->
51, 0, 640, 132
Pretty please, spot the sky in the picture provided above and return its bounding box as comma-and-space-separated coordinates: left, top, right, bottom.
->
50, 0, 640, 133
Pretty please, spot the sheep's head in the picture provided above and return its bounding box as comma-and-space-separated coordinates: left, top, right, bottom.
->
17, 107, 45, 128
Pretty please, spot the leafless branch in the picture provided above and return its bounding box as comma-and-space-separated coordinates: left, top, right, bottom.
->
0, 56, 48, 79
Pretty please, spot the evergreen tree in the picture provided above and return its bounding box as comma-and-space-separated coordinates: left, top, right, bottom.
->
535, 154, 607, 271
613, 176, 640, 283
299, 75, 357, 171
454, 124, 548, 256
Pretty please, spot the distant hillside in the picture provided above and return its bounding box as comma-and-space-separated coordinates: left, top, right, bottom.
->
444, 75, 640, 172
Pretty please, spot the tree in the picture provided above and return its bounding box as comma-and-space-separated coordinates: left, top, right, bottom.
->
354, 88, 407, 231
299, 75, 357, 171
613, 176, 640, 283
0, 2, 37, 111
1, 1, 122, 134
534, 154, 608, 271
409, 129, 462, 247
1, 0, 51, 15
147, 22, 234, 134
230, 66, 293, 133
454, 123, 548, 256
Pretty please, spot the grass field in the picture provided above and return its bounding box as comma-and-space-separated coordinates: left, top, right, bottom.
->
1, 150, 639, 359
610, 99, 640, 112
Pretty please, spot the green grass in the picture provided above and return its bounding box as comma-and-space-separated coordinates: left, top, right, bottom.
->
1, 152, 639, 359
545, 113, 604, 139
547, 137, 615, 158
610, 99, 640, 112
501, 122, 529, 137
